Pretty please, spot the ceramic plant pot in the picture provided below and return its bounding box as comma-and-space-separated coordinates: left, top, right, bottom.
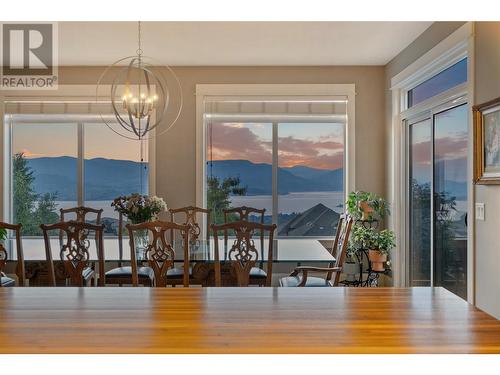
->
359, 201, 374, 221
368, 250, 387, 272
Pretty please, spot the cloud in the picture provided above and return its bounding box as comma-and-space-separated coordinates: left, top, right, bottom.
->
411, 136, 467, 164
210, 124, 272, 164
210, 123, 344, 170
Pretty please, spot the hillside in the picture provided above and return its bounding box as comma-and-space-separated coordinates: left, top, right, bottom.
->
208, 159, 343, 195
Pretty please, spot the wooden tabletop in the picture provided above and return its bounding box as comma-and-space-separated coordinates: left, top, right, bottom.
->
1, 287, 499, 354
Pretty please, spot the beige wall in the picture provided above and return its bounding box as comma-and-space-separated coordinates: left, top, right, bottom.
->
0, 65, 386, 218
473, 22, 500, 319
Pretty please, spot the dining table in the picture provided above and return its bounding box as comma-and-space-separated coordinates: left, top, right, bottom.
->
0, 286, 499, 354
8, 237, 336, 286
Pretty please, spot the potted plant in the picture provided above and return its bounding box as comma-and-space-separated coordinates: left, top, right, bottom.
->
346, 191, 389, 221
351, 224, 377, 250
368, 229, 396, 272
112, 194, 167, 259
0, 227, 6, 242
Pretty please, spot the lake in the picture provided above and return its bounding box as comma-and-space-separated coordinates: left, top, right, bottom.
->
230, 191, 345, 214
55, 191, 346, 218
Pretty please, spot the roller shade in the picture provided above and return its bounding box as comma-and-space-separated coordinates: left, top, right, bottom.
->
203, 96, 347, 123
4, 101, 113, 115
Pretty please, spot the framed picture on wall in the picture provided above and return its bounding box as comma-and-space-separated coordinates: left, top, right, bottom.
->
473, 97, 500, 184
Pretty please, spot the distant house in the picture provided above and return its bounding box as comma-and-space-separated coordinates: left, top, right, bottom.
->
278, 203, 340, 237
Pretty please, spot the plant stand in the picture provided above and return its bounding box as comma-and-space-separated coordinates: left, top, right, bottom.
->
340, 219, 387, 287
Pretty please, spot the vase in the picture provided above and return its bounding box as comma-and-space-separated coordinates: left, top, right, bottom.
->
368, 250, 387, 272
133, 229, 150, 261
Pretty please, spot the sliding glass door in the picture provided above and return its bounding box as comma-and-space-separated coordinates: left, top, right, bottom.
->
433, 104, 468, 299
407, 103, 468, 299
408, 118, 432, 287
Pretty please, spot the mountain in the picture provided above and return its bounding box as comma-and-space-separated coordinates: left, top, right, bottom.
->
208, 159, 343, 195
26, 156, 148, 200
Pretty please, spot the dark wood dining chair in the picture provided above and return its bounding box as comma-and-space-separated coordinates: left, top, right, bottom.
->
60, 206, 104, 224
41, 221, 105, 287
211, 221, 277, 287
222, 206, 267, 285
279, 214, 353, 287
168, 206, 212, 286
59, 206, 103, 249
169, 206, 212, 242
0, 222, 25, 287
125, 221, 190, 287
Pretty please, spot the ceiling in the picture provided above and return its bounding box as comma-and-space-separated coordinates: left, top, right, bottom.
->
58, 22, 432, 66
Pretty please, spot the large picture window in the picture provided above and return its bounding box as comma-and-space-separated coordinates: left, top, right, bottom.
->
5, 112, 149, 237
204, 95, 347, 237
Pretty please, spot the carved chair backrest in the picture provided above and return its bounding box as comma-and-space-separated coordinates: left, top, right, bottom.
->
328, 214, 354, 286
41, 221, 105, 287
127, 221, 190, 287
59, 206, 103, 247
222, 206, 266, 246
0, 222, 25, 287
169, 206, 212, 243
211, 221, 276, 287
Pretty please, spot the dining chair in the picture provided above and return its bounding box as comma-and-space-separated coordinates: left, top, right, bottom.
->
223, 206, 267, 285
124, 221, 191, 287
41, 221, 105, 287
59, 206, 103, 249
0, 222, 25, 287
168, 206, 212, 286
169, 206, 212, 242
279, 214, 353, 287
211, 221, 277, 287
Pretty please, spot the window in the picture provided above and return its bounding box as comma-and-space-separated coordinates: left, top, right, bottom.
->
204, 96, 347, 237
5, 112, 149, 237
407, 58, 467, 108
84, 122, 148, 235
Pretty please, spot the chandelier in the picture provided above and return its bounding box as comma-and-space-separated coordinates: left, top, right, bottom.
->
96, 21, 182, 140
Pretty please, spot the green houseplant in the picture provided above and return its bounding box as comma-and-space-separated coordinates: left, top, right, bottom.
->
368, 229, 396, 272
0, 227, 6, 242
346, 191, 395, 276
346, 191, 389, 221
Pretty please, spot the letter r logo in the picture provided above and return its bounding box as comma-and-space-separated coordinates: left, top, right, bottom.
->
2, 23, 53, 76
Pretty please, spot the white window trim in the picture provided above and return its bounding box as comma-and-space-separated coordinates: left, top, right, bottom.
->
195, 83, 356, 229
389, 22, 475, 304
1, 84, 157, 225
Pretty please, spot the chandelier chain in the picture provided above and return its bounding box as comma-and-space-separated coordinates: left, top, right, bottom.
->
136, 21, 143, 57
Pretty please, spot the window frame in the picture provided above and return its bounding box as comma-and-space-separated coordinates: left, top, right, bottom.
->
1, 85, 156, 238
195, 84, 356, 239
389, 22, 474, 303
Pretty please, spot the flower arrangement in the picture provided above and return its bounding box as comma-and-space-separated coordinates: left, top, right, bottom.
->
111, 194, 167, 224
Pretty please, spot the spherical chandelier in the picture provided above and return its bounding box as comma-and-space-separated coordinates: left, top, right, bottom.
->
96, 21, 183, 141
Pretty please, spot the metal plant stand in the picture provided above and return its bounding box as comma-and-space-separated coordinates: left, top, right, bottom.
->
340, 219, 387, 287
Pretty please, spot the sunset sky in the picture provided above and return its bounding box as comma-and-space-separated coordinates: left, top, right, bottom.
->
12, 122, 145, 162
209, 122, 345, 170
